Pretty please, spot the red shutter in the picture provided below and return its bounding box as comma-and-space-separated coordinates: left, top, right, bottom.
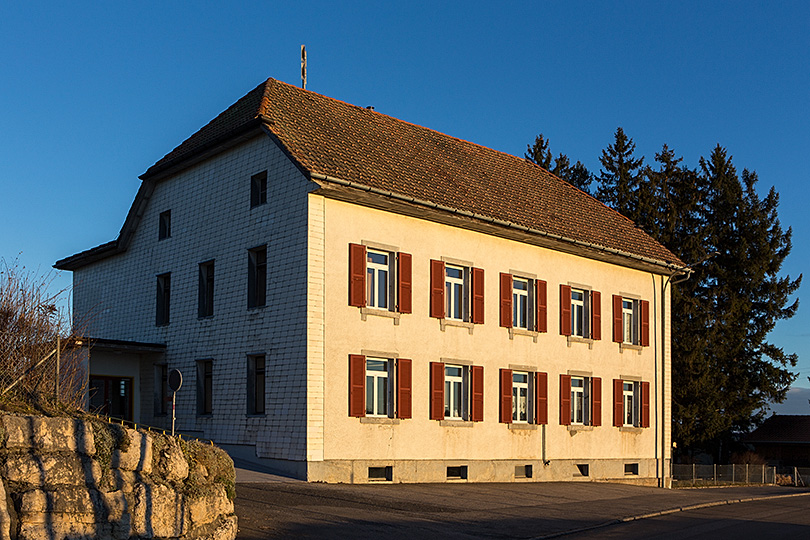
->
471, 365, 484, 422
613, 295, 623, 343
560, 285, 572, 336
499, 369, 513, 423
536, 280, 547, 333
472, 267, 485, 324
396, 358, 412, 419
591, 377, 602, 427
640, 300, 650, 347
613, 379, 623, 427
591, 291, 601, 340
430, 260, 445, 318
499, 273, 513, 328
560, 374, 571, 425
641, 381, 651, 428
397, 252, 412, 314
348, 244, 366, 307
349, 355, 365, 417
535, 372, 548, 425
430, 362, 444, 420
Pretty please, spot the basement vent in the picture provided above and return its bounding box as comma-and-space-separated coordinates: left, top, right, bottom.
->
624, 463, 639, 476
368, 466, 393, 482
515, 465, 533, 478
447, 465, 468, 480
575, 464, 590, 477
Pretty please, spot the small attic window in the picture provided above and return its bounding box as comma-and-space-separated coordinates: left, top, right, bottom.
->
159, 210, 171, 240
251, 171, 267, 208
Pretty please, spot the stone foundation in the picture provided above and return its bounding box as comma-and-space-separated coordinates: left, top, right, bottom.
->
0, 414, 237, 540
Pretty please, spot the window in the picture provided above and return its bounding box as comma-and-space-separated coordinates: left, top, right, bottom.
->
348, 244, 412, 313
446, 466, 468, 480
155, 273, 171, 326
348, 355, 411, 419
247, 355, 266, 415
625, 463, 639, 475
430, 260, 484, 323
499, 273, 548, 332
560, 285, 601, 340
444, 365, 465, 419
560, 374, 602, 427
613, 379, 650, 428
197, 359, 213, 415
368, 466, 393, 482
154, 364, 168, 416
158, 210, 171, 240
250, 171, 267, 208
248, 246, 267, 308
366, 250, 392, 310
429, 362, 484, 421
612, 295, 650, 346
499, 369, 548, 424
198, 261, 215, 318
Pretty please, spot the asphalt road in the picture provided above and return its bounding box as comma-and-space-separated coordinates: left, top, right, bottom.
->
572, 496, 810, 539
233, 480, 810, 539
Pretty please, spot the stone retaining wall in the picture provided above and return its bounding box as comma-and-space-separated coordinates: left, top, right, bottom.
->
0, 414, 237, 540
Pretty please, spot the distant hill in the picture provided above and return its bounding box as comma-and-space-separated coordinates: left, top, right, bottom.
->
767, 387, 810, 415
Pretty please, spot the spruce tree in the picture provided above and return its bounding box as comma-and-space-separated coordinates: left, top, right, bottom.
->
525, 134, 592, 193
595, 127, 644, 220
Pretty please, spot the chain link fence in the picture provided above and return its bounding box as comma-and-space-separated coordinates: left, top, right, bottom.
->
672, 464, 810, 487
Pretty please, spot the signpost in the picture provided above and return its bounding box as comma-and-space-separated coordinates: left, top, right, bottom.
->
168, 369, 182, 436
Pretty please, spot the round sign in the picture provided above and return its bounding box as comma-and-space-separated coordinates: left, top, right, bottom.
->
168, 369, 183, 392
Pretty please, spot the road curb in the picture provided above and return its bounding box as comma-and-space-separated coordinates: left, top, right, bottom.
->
534, 490, 810, 539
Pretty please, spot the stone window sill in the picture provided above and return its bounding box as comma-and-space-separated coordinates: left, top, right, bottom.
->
509, 328, 539, 342
360, 417, 400, 425
508, 423, 538, 430
440, 319, 474, 334
567, 424, 594, 432
619, 343, 643, 354
360, 307, 401, 325
567, 336, 594, 349
440, 420, 474, 427
620, 426, 643, 433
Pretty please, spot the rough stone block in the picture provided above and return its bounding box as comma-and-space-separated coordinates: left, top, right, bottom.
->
4, 455, 101, 488
0, 479, 11, 540
155, 440, 189, 482
188, 485, 234, 529
111, 429, 152, 472
2, 416, 95, 455
131, 482, 188, 538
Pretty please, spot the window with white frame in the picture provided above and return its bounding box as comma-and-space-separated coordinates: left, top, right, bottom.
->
366, 249, 393, 311
365, 358, 391, 417
513, 278, 531, 330
623, 299, 637, 344
445, 265, 467, 321
571, 376, 590, 425
512, 371, 530, 422
571, 288, 589, 338
623, 381, 637, 427
444, 364, 466, 419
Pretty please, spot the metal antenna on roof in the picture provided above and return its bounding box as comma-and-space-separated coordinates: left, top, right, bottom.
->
301, 45, 307, 90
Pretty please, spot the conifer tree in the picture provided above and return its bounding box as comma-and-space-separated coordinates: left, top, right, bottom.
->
525, 134, 592, 193
595, 127, 644, 219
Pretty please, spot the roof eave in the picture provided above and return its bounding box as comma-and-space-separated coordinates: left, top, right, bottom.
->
310, 172, 687, 275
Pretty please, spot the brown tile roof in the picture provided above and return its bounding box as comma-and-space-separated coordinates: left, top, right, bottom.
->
146, 78, 681, 268
744, 415, 810, 444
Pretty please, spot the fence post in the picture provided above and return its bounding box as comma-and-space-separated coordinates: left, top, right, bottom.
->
55, 335, 60, 402
732, 465, 735, 484
746, 463, 749, 484
714, 464, 717, 486
692, 463, 696, 486
762, 465, 765, 484
795, 467, 798, 487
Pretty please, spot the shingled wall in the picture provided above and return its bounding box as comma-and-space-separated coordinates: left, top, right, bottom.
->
0, 414, 237, 540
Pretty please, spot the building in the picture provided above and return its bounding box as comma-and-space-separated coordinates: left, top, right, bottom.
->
743, 415, 810, 467
56, 77, 685, 484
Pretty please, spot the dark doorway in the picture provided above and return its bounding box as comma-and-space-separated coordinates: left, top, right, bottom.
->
89, 375, 133, 421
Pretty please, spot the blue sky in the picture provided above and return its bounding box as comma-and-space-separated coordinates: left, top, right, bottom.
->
1, 2, 807, 400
